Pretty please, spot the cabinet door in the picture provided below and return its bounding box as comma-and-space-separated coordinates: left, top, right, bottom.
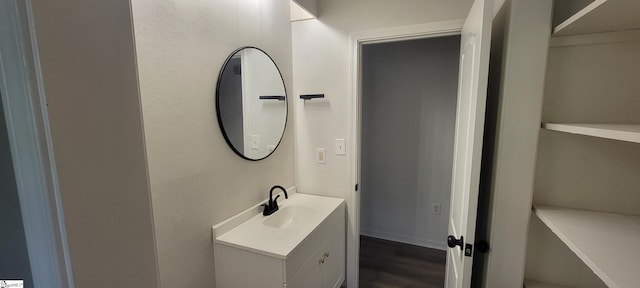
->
286, 249, 322, 288
322, 223, 345, 288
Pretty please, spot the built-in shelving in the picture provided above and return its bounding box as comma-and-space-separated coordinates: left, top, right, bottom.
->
543, 123, 640, 144
533, 206, 640, 288
524, 280, 568, 288
554, 0, 640, 36
526, 2, 640, 287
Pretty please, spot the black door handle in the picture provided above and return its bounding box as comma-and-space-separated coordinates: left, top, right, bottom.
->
476, 240, 490, 253
447, 235, 464, 251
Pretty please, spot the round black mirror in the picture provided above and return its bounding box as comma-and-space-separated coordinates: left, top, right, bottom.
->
216, 47, 287, 161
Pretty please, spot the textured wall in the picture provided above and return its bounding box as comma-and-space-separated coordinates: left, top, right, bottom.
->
30, 0, 160, 286
131, 0, 295, 287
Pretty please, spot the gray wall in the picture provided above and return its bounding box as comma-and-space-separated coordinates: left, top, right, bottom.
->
360, 36, 460, 249
30, 0, 160, 286
0, 97, 33, 286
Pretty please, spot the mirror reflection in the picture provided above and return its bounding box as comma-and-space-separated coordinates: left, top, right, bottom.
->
216, 47, 287, 160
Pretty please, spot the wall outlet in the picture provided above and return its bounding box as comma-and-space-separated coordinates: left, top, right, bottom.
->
335, 139, 346, 155
432, 203, 441, 215
316, 148, 326, 164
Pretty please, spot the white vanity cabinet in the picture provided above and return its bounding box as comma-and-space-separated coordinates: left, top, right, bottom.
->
320, 224, 346, 288
286, 221, 345, 288
212, 192, 345, 288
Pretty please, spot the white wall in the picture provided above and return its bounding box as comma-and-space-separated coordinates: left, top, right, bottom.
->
242, 49, 288, 158
292, 0, 473, 199
542, 39, 640, 125
131, 0, 295, 287
359, 37, 460, 250
292, 0, 318, 17
29, 0, 160, 287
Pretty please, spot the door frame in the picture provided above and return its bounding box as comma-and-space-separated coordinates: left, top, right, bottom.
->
346, 19, 464, 287
0, 1, 74, 287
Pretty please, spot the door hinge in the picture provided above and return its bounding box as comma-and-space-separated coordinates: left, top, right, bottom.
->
464, 243, 473, 257
355, 184, 358, 191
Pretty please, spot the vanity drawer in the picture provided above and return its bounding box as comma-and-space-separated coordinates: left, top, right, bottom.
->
213, 243, 284, 288
284, 202, 345, 283
286, 219, 345, 288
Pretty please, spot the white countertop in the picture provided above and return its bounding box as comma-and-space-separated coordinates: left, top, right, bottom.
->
212, 192, 344, 259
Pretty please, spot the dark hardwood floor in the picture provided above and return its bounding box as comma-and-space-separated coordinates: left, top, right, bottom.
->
359, 236, 446, 288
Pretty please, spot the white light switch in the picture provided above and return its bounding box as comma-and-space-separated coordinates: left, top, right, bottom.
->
316, 148, 326, 164
251, 135, 260, 150
335, 139, 346, 155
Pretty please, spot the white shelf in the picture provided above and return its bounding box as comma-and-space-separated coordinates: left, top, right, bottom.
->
533, 206, 640, 288
543, 123, 640, 144
554, 0, 640, 36
524, 280, 568, 288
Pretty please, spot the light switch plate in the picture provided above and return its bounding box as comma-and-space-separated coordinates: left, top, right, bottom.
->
251, 135, 260, 150
316, 148, 326, 164
335, 139, 346, 155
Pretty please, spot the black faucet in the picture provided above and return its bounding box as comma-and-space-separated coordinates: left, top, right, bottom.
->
261, 185, 288, 216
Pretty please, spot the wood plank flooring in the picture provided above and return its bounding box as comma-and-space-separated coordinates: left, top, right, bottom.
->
359, 236, 446, 288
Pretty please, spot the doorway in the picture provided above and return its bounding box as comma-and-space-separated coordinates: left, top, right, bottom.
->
0, 1, 73, 286
358, 35, 460, 287
0, 95, 34, 287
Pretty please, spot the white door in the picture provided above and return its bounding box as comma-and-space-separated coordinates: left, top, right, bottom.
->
445, 0, 492, 287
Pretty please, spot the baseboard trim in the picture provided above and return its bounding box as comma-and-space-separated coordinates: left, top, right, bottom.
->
360, 228, 447, 251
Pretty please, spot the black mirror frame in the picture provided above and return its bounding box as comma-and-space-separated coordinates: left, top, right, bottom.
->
215, 46, 288, 161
